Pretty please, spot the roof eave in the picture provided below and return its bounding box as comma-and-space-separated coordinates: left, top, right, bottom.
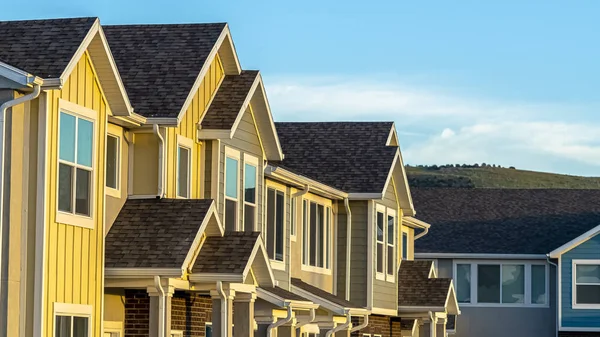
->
105, 267, 183, 278
403, 216, 431, 229
0, 61, 45, 87
415, 253, 548, 260
266, 165, 348, 199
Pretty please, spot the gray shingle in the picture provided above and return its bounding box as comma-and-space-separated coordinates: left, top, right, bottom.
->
291, 278, 361, 309
273, 122, 397, 193
105, 198, 213, 268
104, 23, 225, 118
0, 17, 96, 78
259, 286, 312, 303
412, 188, 600, 255
192, 232, 260, 274
200, 70, 259, 129
398, 260, 452, 307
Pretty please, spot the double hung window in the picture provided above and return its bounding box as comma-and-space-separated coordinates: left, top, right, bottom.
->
243, 155, 258, 232
573, 261, 600, 307
375, 205, 396, 282
54, 303, 91, 337
302, 197, 332, 273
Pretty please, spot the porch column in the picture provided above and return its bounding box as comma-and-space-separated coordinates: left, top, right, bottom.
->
234, 292, 256, 337
436, 317, 446, 337
277, 318, 297, 337
211, 288, 235, 337
429, 316, 437, 337
147, 285, 174, 337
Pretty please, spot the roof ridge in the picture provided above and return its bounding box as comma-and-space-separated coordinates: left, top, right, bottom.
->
104, 22, 227, 28
0, 17, 97, 23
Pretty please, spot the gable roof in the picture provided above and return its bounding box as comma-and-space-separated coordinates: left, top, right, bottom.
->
273, 122, 397, 194
192, 232, 260, 274
103, 23, 227, 118
412, 188, 600, 255
105, 198, 221, 269
398, 260, 457, 313
0, 17, 96, 78
549, 223, 600, 258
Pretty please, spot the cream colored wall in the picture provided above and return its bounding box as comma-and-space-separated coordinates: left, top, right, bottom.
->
43, 51, 107, 337
105, 123, 128, 233
132, 132, 158, 196
103, 290, 125, 322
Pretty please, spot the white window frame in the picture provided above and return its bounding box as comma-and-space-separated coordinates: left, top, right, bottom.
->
265, 180, 286, 270
301, 194, 333, 275
53, 302, 93, 337
205, 322, 212, 336
290, 195, 297, 241
55, 99, 97, 229
572, 259, 600, 309
242, 153, 259, 231
105, 124, 122, 198
401, 230, 409, 261
375, 204, 395, 282
386, 208, 396, 282
453, 260, 549, 308
176, 135, 193, 199
224, 147, 241, 230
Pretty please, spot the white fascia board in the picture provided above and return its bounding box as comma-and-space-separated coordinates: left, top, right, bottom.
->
402, 216, 431, 229
197, 129, 232, 140
549, 223, 600, 258
347, 193, 383, 200
415, 253, 548, 260
145, 117, 179, 126
105, 268, 183, 278
266, 166, 347, 199
398, 306, 446, 313
0, 61, 44, 86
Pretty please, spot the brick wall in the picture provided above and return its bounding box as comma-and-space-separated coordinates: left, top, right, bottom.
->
171, 291, 213, 337
125, 289, 150, 337
351, 315, 402, 337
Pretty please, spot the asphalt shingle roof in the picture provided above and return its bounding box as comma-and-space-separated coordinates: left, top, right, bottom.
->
105, 198, 213, 268
398, 260, 452, 307
192, 232, 260, 274
259, 286, 312, 303
103, 23, 225, 118
274, 122, 397, 193
291, 278, 361, 309
412, 188, 600, 255
200, 70, 259, 129
0, 17, 96, 78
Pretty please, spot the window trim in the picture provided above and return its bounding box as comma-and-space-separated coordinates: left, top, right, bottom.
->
224, 147, 241, 230
301, 193, 333, 275
176, 135, 193, 199
242, 153, 259, 231
386, 208, 396, 282
453, 260, 549, 308
53, 302, 93, 337
290, 194, 297, 242
401, 230, 409, 261
375, 204, 396, 283
572, 259, 600, 309
105, 124, 122, 198
265, 180, 286, 270
55, 99, 98, 229
375, 204, 386, 280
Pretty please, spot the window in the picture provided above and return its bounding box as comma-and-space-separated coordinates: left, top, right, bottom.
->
376, 210, 384, 275
266, 187, 285, 263
375, 205, 395, 281
224, 148, 240, 231
455, 262, 547, 306
574, 261, 600, 307
106, 133, 120, 192
243, 155, 258, 232
177, 145, 191, 198
290, 197, 297, 240
57, 104, 96, 229
205, 323, 212, 337
386, 212, 395, 276
402, 232, 408, 260
54, 303, 92, 337
302, 197, 332, 273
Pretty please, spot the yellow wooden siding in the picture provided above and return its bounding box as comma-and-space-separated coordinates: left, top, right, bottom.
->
44, 51, 106, 337
164, 55, 224, 198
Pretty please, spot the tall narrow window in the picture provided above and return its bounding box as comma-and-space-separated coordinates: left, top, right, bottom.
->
302, 199, 332, 271
376, 211, 384, 275
225, 155, 239, 231
302, 200, 308, 264
325, 207, 331, 269
243, 162, 257, 231
177, 145, 190, 198
502, 264, 525, 304
290, 198, 297, 238
106, 134, 119, 191
309, 202, 317, 266
477, 265, 501, 303
386, 213, 395, 276
402, 232, 408, 260
531, 265, 547, 305
58, 112, 93, 217
266, 187, 285, 262
456, 264, 471, 303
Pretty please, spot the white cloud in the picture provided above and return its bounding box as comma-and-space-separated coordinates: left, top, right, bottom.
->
440, 128, 455, 138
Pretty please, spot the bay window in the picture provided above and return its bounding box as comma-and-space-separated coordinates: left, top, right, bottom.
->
375, 204, 395, 281
266, 187, 285, 263
224, 148, 240, 231
574, 261, 600, 307
243, 154, 258, 232
455, 262, 547, 306
302, 197, 332, 272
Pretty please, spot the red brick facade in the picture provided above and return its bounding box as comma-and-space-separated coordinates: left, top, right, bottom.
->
125, 289, 151, 337
351, 315, 402, 337
171, 291, 213, 337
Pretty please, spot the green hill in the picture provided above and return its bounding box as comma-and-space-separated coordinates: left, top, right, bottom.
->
406, 166, 600, 189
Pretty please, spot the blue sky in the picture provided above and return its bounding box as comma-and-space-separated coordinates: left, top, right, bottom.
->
4, 1, 600, 176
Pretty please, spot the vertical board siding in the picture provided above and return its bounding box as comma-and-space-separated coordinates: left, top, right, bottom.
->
164, 55, 224, 199
561, 234, 600, 328
44, 51, 106, 337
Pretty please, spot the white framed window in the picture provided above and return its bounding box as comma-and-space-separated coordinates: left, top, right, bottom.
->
266, 183, 285, 267
56, 99, 97, 229
224, 147, 240, 231
454, 261, 548, 307
205, 322, 212, 337
375, 204, 395, 282
105, 123, 122, 198
243, 154, 258, 232
401, 231, 408, 261
290, 197, 297, 241
386, 209, 396, 280
54, 303, 92, 337
301, 194, 333, 274
176, 136, 193, 199
573, 260, 600, 309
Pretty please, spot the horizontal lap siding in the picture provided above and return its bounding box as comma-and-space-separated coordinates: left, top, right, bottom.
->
562, 234, 600, 328
45, 52, 105, 336
349, 201, 368, 307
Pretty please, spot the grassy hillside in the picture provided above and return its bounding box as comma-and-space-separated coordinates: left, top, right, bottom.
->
406, 166, 600, 189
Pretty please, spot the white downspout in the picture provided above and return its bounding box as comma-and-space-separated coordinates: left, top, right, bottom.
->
428, 311, 435, 337
152, 124, 165, 198
153, 276, 166, 337
267, 304, 293, 337
350, 314, 368, 333
0, 84, 41, 309
546, 255, 559, 337
295, 307, 316, 330
325, 311, 351, 337
216, 281, 228, 337
344, 197, 352, 301
414, 226, 429, 240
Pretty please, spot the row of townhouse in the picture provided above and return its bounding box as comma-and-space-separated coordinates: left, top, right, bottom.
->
412, 188, 600, 337
0, 18, 459, 337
